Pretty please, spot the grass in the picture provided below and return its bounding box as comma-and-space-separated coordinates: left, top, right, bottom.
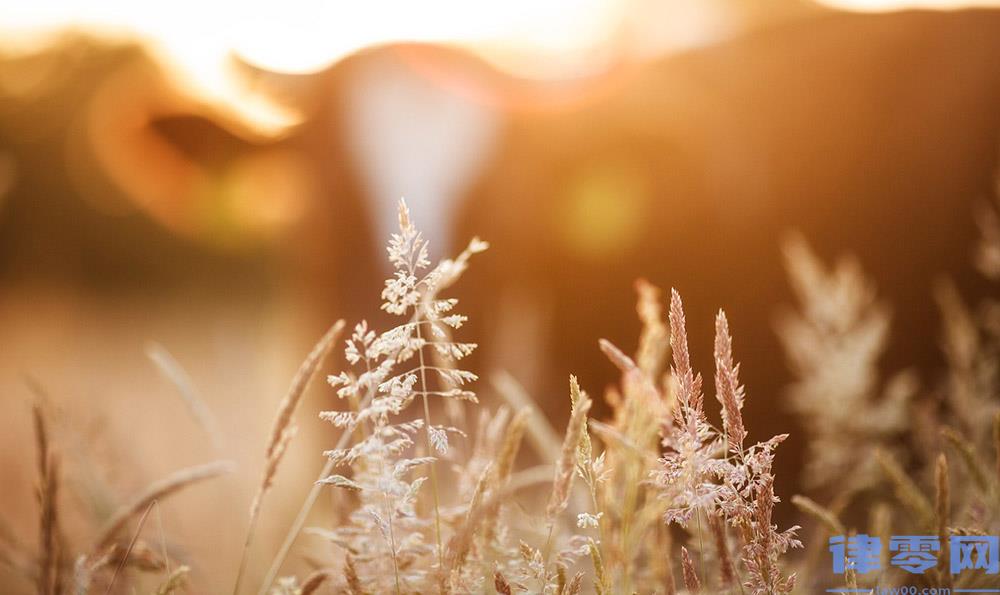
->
6, 196, 1000, 594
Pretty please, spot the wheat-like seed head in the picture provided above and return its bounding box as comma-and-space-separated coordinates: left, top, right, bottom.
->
680, 546, 701, 593
546, 384, 592, 520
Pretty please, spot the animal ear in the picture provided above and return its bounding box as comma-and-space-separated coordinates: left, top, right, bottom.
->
89, 57, 302, 244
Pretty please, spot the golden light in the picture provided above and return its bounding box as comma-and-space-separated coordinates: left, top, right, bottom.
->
815, 0, 1000, 10
228, 0, 623, 77
3, 0, 997, 135
0, 0, 638, 135
559, 161, 649, 262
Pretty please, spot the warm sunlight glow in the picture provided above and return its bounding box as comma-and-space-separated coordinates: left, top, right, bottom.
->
229, 1, 622, 76
0, 0, 639, 134
816, 0, 1000, 11
12, 0, 993, 135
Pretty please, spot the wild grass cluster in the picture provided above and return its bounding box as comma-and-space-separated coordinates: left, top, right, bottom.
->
5, 196, 1000, 594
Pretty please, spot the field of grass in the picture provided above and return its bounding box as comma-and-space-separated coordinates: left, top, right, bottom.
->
7, 197, 1000, 595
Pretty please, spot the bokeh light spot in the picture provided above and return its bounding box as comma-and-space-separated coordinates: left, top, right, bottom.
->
559, 162, 647, 261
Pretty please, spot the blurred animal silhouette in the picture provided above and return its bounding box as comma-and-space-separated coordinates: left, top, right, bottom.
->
455, 8, 1000, 501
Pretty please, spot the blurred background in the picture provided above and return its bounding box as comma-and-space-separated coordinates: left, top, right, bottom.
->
2, 0, 1000, 591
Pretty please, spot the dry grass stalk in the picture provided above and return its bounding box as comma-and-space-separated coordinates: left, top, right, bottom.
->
257, 417, 367, 594
596, 305, 668, 591
875, 449, 933, 528
555, 564, 567, 593
72, 548, 114, 595
935, 280, 983, 432
709, 514, 735, 588
597, 338, 633, 375
635, 278, 669, 379
146, 341, 223, 452
32, 399, 50, 492
750, 476, 782, 593
94, 460, 233, 552
250, 424, 298, 521
790, 495, 846, 535
493, 568, 513, 595
491, 371, 562, 462
299, 569, 330, 595
792, 494, 848, 582
344, 555, 365, 595
941, 426, 989, 492
104, 540, 165, 572
935, 454, 952, 589
235, 321, 344, 594
414, 324, 446, 576
995, 411, 1000, 487
587, 538, 609, 595
869, 503, 892, 574
563, 571, 584, 595
545, 380, 593, 520
597, 338, 664, 412
668, 289, 701, 415
400, 200, 485, 575
495, 410, 528, 485
442, 464, 556, 590
267, 321, 345, 463
845, 565, 858, 590
714, 311, 746, 449
680, 545, 701, 592
154, 565, 190, 594
34, 402, 62, 595
477, 410, 527, 549
103, 500, 155, 595
444, 464, 492, 576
